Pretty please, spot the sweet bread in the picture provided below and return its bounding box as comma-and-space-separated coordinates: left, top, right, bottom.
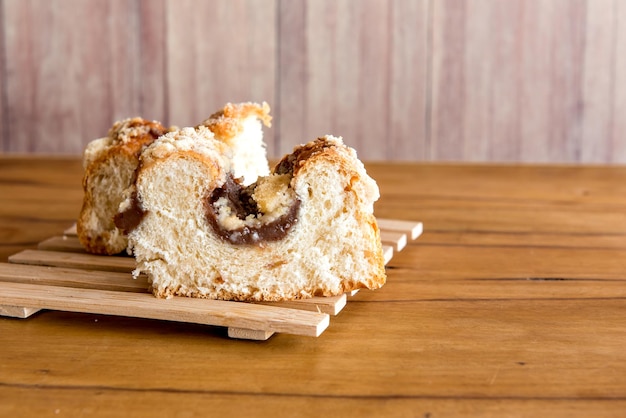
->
117, 132, 386, 301
77, 117, 170, 255
77, 102, 271, 255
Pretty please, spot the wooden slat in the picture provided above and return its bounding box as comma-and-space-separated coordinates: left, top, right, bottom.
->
0, 262, 348, 316
260, 294, 346, 316
380, 230, 407, 251
382, 245, 394, 265
227, 328, 274, 341
9, 249, 135, 272
0, 281, 329, 337
0, 262, 353, 318
0, 262, 147, 292
0, 305, 40, 319
377, 219, 423, 240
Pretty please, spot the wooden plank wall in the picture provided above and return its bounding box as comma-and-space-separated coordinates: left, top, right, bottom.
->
0, 0, 624, 163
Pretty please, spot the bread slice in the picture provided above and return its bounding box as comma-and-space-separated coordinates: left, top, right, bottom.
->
78, 102, 271, 255
119, 133, 386, 301
77, 117, 170, 255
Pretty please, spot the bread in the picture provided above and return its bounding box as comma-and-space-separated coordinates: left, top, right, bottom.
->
198, 101, 271, 186
118, 133, 386, 301
78, 102, 271, 255
77, 117, 170, 255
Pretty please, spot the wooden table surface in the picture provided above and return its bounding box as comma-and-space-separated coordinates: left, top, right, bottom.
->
1, 156, 626, 417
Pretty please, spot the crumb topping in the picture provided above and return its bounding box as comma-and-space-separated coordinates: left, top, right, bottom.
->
198, 102, 272, 141
108, 117, 169, 146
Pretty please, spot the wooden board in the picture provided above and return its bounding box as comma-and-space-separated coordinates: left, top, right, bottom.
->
0, 219, 422, 340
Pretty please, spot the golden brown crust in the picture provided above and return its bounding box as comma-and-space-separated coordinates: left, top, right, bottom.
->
107, 117, 170, 158
198, 102, 271, 141
136, 126, 231, 175
77, 118, 170, 255
77, 151, 136, 255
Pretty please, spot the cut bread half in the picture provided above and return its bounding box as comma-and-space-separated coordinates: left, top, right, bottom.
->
119, 133, 386, 301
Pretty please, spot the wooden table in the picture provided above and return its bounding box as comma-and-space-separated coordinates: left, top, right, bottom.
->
1, 156, 625, 417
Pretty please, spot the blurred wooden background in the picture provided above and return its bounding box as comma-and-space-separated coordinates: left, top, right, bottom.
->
0, 0, 624, 162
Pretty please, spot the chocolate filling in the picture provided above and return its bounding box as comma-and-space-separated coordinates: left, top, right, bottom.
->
205, 175, 301, 245
114, 191, 146, 234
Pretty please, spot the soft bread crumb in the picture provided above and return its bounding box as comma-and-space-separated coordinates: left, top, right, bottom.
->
127, 135, 386, 301
252, 174, 294, 216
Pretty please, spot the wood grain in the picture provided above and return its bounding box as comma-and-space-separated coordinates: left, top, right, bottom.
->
389, 0, 430, 160
280, 0, 397, 159
431, 0, 588, 162
165, 0, 277, 154
138, 0, 167, 124
8, 249, 134, 272
0, 262, 149, 292
1, 298, 625, 399
2, 386, 626, 417
1, 0, 626, 163
276, 0, 306, 156
0, 281, 329, 337
611, 0, 626, 162
0, 261, 351, 317
2, 156, 626, 415
3, 0, 140, 153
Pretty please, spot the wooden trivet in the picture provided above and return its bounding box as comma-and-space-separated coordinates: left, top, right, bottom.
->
0, 219, 422, 340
